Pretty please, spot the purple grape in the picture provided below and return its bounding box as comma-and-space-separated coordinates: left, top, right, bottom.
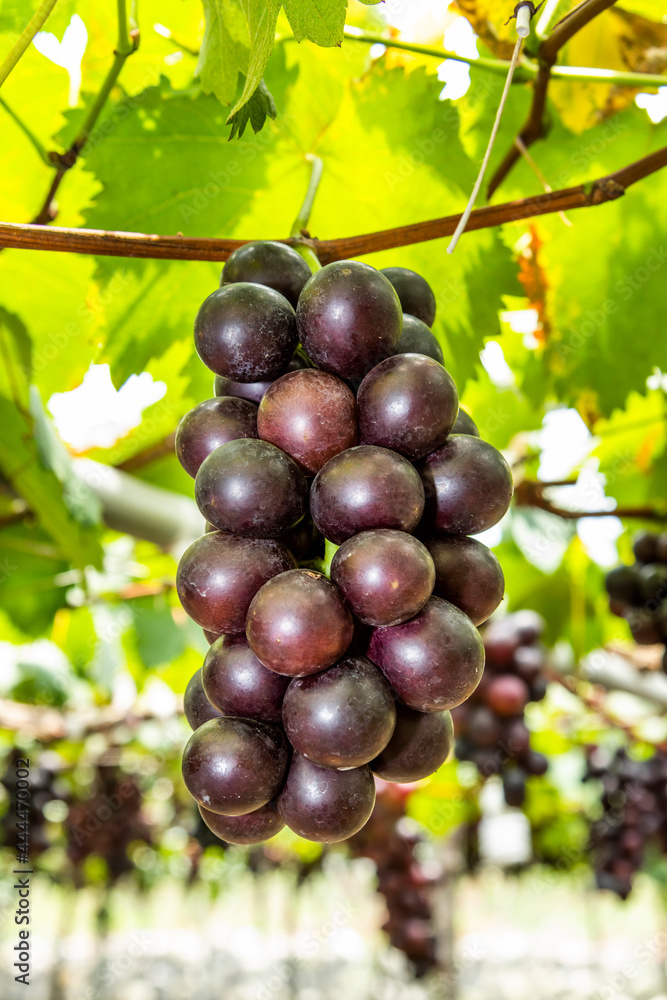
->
395, 314, 443, 363
452, 409, 479, 436
417, 434, 513, 536
278, 753, 375, 842
199, 801, 284, 845
202, 634, 290, 724
176, 532, 296, 633
257, 369, 358, 474
194, 282, 297, 381
380, 267, 436, 327
368, 597, 485, 712
282, 656, 396, 768
182, 716, 288, 815
247, 569, 354, 677
184, 669, 223, 730
358, 353, 458, 459
310, 445, 425, 545
175, 397, 257, 478
195, 439, 308, 538
370, 702, 453, 782
296, 261, 402, 379
221, 241, 311, 307
213, 354, 309, 405
331, 529, 435, 626
425, 535, 505, 626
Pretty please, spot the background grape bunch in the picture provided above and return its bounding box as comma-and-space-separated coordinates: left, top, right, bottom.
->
605, 531, 667, 668
175, 240, 513, 845
453, 611, 549, 807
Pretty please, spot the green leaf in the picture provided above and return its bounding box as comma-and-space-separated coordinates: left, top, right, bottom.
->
228, 76, 277, 138
227, 0, 281, 121
283, 0, 346, 46
196, 0, 251, 105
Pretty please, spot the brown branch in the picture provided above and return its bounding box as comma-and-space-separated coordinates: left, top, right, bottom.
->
116, 432, 176, 472
515, 478, 667, 521
0, 697, 181, 742
487, 0, 618, 197
1, 146, 665, 262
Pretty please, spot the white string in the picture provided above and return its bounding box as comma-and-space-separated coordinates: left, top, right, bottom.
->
447, 35, 524, 254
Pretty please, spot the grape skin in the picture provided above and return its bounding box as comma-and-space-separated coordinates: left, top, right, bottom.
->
451, 408, 479, 437
195, 438, 308, 538
176, 532, 296, 634
282, 655, 396, 769
181, 716, 289, 816
214, 353, 309, 405
368, 596, 485, 712
184, 669, 223, 731
202, 635, 290, 724
278, 752, 376, 842
370, 703, 454, 782
310, 445, 425, 545
221, 240, 312, 307
331, 529, 435, 627
247, 569, 354, 677
199, 801, 284, 845
357, 354, 459, 460
425, 535, 505, 626
194, 282, 297, 381
380, 267, 436, 327
395, 314, 443, 363
175, 396, 258, 478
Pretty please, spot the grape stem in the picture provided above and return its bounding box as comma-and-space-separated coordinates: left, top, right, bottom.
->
290, 154, 324, 272
0, 0, 60, 89
0, 96, 52, 166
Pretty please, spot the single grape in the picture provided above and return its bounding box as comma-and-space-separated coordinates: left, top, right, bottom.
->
247, 570, 354, 677
511, 609, 545, 644
525, 750, 548, 776
465, 705, 503, 748
604, 565, 642, 606
505, 718, 531, 756
257, 369, 358, 474
368, 596, 485, 712
633, 531, 659, 564
176, 532, 296, 633
282, 655, 396, 769
395, 314, 443, 363
182, 717, 288, 815
278, 753, 375, 842
452, 408, 479, 437
221, 241, 312, 307
639, 562, 667, 604
358, 354, 458, 460
202, 635, 290, 724
310, 445, 425, 545
417, 434, 513, 536
194, 282, 297, 381
195, 439, 308, 538
331, 529, 435, 626
296, 261, 402, 379
184, 669, 223, 730
175, 397, 257, 478
503, 769, 526, 807
370, 703, 453, 782
425, 535, 504, 626
513, 645, 544, 683
380, 267, 436, 327
199, 801, 284, 845
482, 618, 521, 668
485, 674, 529, 716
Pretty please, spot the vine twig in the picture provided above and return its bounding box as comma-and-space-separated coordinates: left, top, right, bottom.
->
0, 0, 60, 89
0, 97, 52, 165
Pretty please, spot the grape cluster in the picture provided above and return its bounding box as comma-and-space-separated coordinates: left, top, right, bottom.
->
176, 240, 513, 845
605, 531, 667, 665
453, 611, 548, 805
349, 783, 440, 977
584, 745, 667, 899
1, 750, 63, 858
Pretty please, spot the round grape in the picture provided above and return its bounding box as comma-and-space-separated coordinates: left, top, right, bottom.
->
278, 753, 375, 842
395, 314, 443, 363
202, 635, 290, 723
426, 535, 504, 626
175, 397, 257, 478
221, 241, 311, 307
184, 669, 223, 731
370, 703, 453, 782
199, 801, 284, 845
452, 408, 479, 437
380, 267, 436, 327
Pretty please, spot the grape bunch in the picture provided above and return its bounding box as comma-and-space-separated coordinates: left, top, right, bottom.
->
349, 783, 440, 978
453, 611, 548, 806
605, 531, 667, 665
584, 745, 667, 899
176, 240, 513, 845
1, 750, 63, 859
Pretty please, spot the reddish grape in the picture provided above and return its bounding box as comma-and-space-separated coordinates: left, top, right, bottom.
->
202, 635, 290, 723
330, 529, 435, 626
425, 535, 505, 626
380, 267, 436, 327
199, 801, 284, 845
296, 261, 402, 379
368, 596, 485, 712
417, 434, 513, 536
282, 655, 396, 768
221, 241, 311, 307
176, 532, 296, 633
310, 445, 425, 545
395, 314, 443, 363
194, 282, 297, 381
358, 354, 458, 460
278, 753, 375, 842
195, 439, 308, 538
247, 569, 354, 677
184, 669, 223, 731
213, 354, 309, 405
175, 397, 257, 478
513, 645, 545, 683
485, 674, 529, 716
466, 705, 502, 748
182, 716, 288, 815
257, 369, 358, 474
370, 703, 454, 782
